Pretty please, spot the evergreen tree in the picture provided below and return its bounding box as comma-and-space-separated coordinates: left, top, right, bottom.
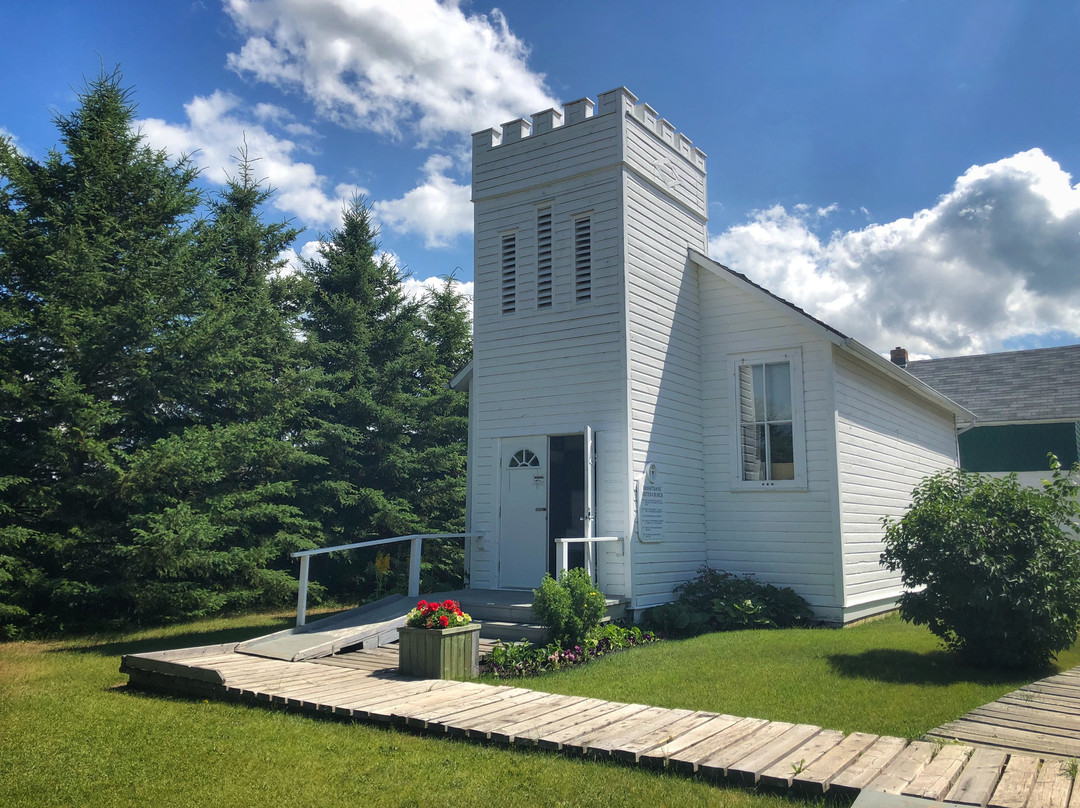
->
300, 199, 426, 561
1, 68, 473, 633
411, 277, 472, 591
299, 198, 472, 598
114, 155, 321, 621
0, 70, 203, 633
412, 276, 471, 533
0, 72, 320, 633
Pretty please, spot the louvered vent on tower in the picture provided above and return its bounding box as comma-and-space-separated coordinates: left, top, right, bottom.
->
574, 215, 592, 303
501, 232, 517, 314
536, 207, 553, 309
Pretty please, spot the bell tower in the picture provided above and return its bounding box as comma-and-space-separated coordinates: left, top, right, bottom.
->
466, 88, 708, 601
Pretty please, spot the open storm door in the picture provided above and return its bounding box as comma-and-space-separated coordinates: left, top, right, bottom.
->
583, 425, 596, 577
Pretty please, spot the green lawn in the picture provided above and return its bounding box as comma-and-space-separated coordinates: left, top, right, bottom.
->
2, 612, 1074, 807
0, 612, 811, 808
496, 615, 1080, 739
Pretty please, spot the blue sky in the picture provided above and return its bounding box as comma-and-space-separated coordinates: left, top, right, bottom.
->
2, 0, 1078, 358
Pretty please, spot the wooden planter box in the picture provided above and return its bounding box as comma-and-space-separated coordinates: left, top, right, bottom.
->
397, 622, 481, 679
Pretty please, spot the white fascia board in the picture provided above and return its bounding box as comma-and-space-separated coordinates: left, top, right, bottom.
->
449, 361, 473, 391
837, 339, 976, 424
688, 248, 975, 425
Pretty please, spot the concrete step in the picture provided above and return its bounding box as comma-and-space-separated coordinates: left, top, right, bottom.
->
477, 621, 549, 645
454, 591, 629, 626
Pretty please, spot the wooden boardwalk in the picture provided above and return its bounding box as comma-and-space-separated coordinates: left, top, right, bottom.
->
122, 643, 1080, 806
927, 666, 1080, 762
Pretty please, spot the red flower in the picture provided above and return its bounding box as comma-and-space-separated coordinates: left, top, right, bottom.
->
439, 614, 450, 628
442, 599, 456, 610
416, 600, 428, 610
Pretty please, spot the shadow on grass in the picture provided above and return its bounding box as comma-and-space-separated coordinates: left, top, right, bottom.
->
826, 648, 1043, 686
53, 607, 351, 659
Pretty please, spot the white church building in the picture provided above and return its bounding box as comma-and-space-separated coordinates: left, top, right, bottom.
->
451, 87, 971, 624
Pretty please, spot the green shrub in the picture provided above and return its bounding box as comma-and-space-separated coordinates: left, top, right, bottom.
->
643, 566, 813, 635
881, 457, 1080, 670
532, 568, 606, 647
640, 600, 710, 637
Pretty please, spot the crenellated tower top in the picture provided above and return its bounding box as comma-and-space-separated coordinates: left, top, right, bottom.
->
472, 87, 707, 173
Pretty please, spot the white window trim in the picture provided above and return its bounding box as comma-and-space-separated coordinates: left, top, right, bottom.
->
729, 349, 808, 492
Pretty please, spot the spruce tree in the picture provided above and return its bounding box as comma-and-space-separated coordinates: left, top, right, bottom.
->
0, 72, 321, 632
411, 277, 472, 591
0, 70, 203, 632
301, 199, 425, 534
115, 155, 321, 621
412, 277, 471, 533
299, 201, 472, 598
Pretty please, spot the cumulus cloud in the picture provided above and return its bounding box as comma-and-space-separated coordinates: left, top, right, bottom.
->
372, 154, 472, 247
277, 238, 327, 276
276, 241, 473, 316
224, 0, 556, 142
402, 274, 474, 311
709, 149, 1080, 357
139, 91, 364, 229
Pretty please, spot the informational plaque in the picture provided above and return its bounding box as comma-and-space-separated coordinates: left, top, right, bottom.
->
637, 463, 664, 542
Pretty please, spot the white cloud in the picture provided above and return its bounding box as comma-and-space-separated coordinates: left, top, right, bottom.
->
0, 126, 23, 154
277, 238, 327, 276
709, 149, 1080, 357
402, 275, 474, 311
372, 154, 472, 247
224, 0, 556, 143
139, 91, 364, 230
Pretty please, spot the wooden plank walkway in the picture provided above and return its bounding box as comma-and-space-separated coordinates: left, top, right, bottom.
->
122, 643, 1080, 806
928, 666, 1080, 762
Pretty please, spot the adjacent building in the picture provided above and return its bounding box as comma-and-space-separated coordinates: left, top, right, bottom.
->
904, 344, 1080, 486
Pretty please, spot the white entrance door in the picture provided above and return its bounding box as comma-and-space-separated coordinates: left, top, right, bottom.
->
499, 437, 548, 589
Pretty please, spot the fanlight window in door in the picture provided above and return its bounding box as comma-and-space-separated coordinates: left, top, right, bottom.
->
508, 449, 541, 468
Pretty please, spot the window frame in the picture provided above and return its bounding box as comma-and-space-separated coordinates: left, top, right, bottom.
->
729, 349, 808, 492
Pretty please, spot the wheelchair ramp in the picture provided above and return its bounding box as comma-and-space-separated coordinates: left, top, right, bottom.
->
235, 594, 412, 662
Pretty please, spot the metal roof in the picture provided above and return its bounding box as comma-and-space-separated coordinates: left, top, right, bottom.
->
906, 344, 1080, 424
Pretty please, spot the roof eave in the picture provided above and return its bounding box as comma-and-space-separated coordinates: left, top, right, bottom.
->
449, 361, 473, 391
687, 248, 975, 424
838, 339, 977, 423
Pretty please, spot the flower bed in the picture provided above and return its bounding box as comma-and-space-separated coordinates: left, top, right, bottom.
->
481, 624, 660, 678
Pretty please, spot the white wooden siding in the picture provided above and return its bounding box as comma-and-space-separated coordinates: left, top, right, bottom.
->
699, 268, 845, 620
470, 109, 633, 594
623, 124, 711, 608
833, 348, 959, 613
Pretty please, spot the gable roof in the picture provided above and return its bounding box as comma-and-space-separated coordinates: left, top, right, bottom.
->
687, 249, 975, 423
906, 344, 1080, 425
